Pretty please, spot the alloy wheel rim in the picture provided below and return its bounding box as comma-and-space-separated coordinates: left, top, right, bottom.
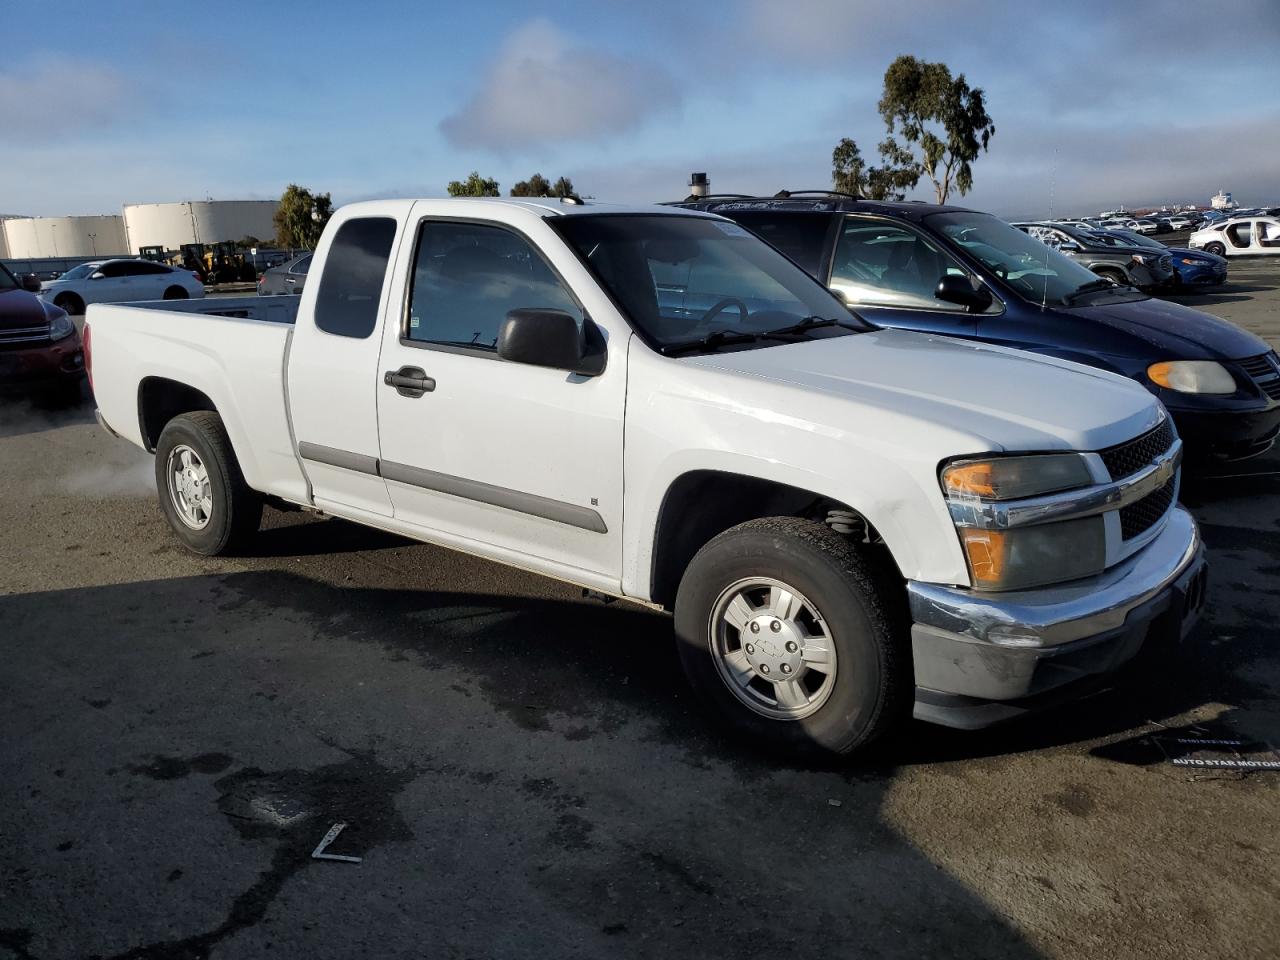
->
709, 577, 837, 720
167, 444, 213, 530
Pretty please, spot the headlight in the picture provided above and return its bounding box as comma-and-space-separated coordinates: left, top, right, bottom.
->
942, 453, 1092, 501
1148, 360, 1236, 394
959, 517, 1106, 591
1178, 257, 1200, 266
942, 453, 1104, 591
48, 311, 75, 341
1131, 253, 1154, 265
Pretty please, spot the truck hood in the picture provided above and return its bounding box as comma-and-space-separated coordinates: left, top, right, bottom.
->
686, 328, 1162, 453
1067, 297, 1267, 360
0, 287, 51, 330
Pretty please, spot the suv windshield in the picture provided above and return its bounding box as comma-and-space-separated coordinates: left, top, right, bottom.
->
929, 212, 1146, 306
551, 214, 866, 352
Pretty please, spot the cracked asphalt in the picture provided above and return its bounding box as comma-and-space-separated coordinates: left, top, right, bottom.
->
2, 261, 1278, 959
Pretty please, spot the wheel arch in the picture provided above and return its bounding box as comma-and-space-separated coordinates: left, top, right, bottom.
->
647, 469, 900, 610
137, 377, 219, 452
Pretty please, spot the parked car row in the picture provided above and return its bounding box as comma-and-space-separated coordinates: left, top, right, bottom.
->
38, 259, 205, 316
1189, 215, 1280, 258
1014, 221, 1228, 290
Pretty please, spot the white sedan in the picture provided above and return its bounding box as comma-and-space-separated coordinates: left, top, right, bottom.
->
1189, 217, 1280, 257
40, 259, 205, 315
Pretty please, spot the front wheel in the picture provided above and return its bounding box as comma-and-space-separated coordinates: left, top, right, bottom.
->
1204, 242, 1226, 257
154, 411, 262, 555
674, 517, 909, 757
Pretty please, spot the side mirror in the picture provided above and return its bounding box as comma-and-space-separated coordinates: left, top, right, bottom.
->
497, 309, 605, 376
935, 274, 993, 313
20, 274, 41, 293
90, 271, 105, 280
1058, 241, 1081, 251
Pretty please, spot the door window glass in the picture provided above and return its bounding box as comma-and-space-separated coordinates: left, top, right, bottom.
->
290, 254, 313, 275
98, 262, 131, 278
406, 222, 580, 351
831, 220, 971, 311
314, 217, 397, 339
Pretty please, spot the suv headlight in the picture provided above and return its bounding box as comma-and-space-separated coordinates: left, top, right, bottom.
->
1131, 253, 1155, 265
48, 311, 75, 341
1147, 360, 1236, 394
942, 453, 1105, 591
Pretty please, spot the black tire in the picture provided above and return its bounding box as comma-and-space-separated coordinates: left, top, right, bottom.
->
1204, 242, 1226, 257
674, 517, 909, 757
54, 292, 84, 316
154, 411, 262, 556
1094, 267, 1128, 286
162, 286, 188, 300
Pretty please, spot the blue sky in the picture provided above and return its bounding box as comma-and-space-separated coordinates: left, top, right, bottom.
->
5, 0, 1279, 219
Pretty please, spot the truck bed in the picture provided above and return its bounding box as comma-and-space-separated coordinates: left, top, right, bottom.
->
87, 297, 310, 504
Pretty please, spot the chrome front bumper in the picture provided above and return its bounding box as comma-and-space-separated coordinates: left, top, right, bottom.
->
907, 507, 1206, 728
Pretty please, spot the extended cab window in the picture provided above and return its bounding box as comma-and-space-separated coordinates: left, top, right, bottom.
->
406, 222, 580, 351
831, 220, 976, 312
314, 217, 397, 339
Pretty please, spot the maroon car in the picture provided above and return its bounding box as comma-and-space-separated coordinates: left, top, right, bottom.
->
0, 262, 84, 403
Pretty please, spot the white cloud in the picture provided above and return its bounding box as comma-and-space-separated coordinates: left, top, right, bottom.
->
0, 57, 130, 138
439, 19, 680, 151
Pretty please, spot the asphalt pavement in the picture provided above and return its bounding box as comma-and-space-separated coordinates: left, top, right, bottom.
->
2, 259, 1278, 959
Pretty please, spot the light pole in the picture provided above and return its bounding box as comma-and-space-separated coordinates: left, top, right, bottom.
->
51, 223, 59, 256
88, 232, 97, 255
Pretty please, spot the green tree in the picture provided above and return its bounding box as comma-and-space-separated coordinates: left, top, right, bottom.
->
273, 185, 333, 249
831, 138, 915, 201
550, 176, 576, 199
876, 55, 995, 204
447, 172, 501, 197
511, 173, 552, 196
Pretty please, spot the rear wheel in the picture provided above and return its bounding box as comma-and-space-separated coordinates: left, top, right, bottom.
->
162, 285, 188, 300
674, 517, 909, 757
1204, 242, 1226, 257
154, 411, 262, 555
53, 292, 84, 315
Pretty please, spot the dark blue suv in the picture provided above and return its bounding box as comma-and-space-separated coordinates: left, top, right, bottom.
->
675, 192, 1280, 463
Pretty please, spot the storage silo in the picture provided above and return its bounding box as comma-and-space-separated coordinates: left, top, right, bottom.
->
0, 215, 128, 259
122, 200, 279, 253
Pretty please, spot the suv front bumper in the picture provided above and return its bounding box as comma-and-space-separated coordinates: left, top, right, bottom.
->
907, 507, 1205, 729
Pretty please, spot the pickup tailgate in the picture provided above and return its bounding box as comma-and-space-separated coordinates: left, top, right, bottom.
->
89, 298, 308, 503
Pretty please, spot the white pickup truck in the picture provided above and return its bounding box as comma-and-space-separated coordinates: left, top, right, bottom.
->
88, 198, 1206, 755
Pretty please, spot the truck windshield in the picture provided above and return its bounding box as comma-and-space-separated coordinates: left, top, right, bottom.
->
929, 212, 1146, 306
551, 214, 866, 352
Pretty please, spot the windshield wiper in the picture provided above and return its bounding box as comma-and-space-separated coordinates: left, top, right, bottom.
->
1064, 278, 1131, 304
760, 315, 866, 337
659, 329, 764, 356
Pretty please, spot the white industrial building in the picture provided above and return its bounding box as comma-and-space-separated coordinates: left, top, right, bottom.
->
122, 200, 279, 254
1, 215, 128, 259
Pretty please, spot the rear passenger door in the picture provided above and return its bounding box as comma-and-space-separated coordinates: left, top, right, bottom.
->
827, 217, 984, 336
287, 209, 403, 517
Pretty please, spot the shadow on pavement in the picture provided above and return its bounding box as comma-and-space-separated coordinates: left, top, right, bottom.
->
0, 570, 1046, 960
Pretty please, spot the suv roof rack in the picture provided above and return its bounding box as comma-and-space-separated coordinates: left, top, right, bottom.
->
680, 193, 757, 203
771, 189, 863, 201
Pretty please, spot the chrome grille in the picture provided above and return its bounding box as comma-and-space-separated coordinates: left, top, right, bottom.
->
1119, 480, 1175, 540
1158, 255, 1172, 273
1238, 352, 1280, 401
1098, 419, 1175, 480
0, 325, 53, 349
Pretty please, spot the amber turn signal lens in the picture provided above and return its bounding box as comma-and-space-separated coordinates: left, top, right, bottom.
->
943, 462, 997, 498
960, 528, 1007, 586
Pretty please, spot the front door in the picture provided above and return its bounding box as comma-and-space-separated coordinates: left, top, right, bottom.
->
374, 210, 626, 584
827, 216, 981, 337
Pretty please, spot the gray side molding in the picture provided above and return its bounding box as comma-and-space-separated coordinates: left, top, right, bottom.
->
380, 459, 608, 534
297, 441, 379, 476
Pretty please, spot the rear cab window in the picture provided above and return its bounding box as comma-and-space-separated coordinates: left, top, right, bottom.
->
314, 218, 397, 339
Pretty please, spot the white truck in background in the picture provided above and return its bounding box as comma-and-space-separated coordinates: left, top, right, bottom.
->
87, 198, 1206, 755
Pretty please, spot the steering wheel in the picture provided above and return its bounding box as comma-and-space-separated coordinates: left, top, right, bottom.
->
699, 297, 750, 326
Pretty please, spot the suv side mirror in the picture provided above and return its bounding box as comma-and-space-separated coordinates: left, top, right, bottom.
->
1058, 240, 1081, 251
497, 309, 605, 376
90, 271, 105, 280
20, 274, 41, 293
935, 274, 993, 313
